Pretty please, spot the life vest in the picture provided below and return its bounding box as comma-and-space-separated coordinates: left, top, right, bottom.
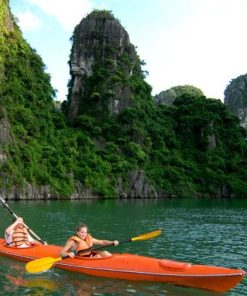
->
67, 234, 93, 256
11, 227, 31, 247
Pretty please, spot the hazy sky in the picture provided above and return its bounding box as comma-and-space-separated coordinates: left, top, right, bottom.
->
9, 0, 247, 102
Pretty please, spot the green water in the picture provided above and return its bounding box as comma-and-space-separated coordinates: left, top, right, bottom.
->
0, 198, 246, 295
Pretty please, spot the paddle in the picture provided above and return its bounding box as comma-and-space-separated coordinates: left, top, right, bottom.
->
25, 229, 162, 274
0, 196, 46, 244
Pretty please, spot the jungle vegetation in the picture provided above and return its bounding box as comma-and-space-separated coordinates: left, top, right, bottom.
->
1, 6, 247, 198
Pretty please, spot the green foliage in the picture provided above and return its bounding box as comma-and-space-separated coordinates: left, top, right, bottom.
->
155, 85, 204, 105
89, 9, 115, 20
1, 6, 247, 198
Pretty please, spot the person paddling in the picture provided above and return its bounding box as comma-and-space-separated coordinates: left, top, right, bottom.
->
5, 217, 42, 248
60, 223, 119, 258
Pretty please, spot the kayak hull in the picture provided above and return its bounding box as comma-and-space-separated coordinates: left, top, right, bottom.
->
0, 239, 245, 293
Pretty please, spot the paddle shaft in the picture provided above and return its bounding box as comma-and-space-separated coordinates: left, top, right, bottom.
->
76, 242, 116, 255
77, 229, 162, 255
77, 238, 141, 255
0, 196, 45, 244
77, 230, 162, 256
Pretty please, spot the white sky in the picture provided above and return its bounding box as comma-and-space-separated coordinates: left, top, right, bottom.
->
9, 0, 247, 102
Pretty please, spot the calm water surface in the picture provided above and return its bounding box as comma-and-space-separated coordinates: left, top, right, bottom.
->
0, 198, 246, 296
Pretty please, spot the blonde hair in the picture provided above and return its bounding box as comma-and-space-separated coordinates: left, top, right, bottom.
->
76, 223, 88, 232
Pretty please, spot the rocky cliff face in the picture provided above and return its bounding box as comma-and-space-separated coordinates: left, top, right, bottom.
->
224, 74, 247, 128
65, 10, 158, 198
116, 171, 165, 198
67, 10, 142, 122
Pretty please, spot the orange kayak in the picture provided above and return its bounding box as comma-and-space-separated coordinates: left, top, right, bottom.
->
0, 238, 245, 293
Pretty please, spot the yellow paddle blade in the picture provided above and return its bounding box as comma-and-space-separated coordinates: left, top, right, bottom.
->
131, 229, 162, 242
25, 257, 62, 274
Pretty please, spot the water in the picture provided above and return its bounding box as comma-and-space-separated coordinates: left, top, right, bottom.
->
0, 198, 246, 295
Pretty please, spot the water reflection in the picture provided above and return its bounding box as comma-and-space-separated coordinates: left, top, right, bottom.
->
4, 272, 221, 296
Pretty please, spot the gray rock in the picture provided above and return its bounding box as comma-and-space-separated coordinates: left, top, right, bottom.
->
224, 74, 247, 128
67, 10, 140, 122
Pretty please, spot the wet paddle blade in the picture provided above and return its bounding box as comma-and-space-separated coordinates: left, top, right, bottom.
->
131, 229, 162, 241
25, 257, 62, 274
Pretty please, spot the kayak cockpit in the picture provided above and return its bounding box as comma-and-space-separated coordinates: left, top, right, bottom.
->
159, 259, 192, 271
2, 242, 36, 249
